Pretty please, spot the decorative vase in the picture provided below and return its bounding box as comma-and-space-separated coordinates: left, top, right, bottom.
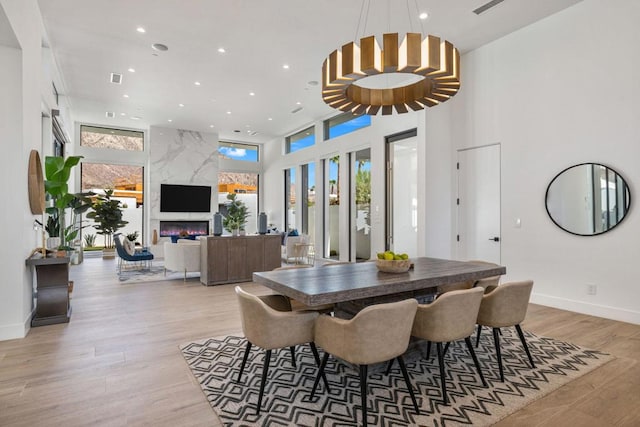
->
213, 212, 223, 236
258, 212, 267, 234
47, 237, 61, 250
232, 228, 239, 237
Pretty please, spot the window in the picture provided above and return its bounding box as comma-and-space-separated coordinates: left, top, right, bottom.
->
218, 141, 259, 162
285, 168, 296, 231
324, 156, 340, 259
285, 126, 315, 154
80, 125, 144, 151
218, 172, 259, 234
301, 163, 315, 244
324, 112, 371, 140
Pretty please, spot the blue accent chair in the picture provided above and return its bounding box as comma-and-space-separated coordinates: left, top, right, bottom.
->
114, 234, 154, 274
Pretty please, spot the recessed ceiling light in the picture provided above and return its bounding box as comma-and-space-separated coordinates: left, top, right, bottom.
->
296, 101, 301, 105
282, 64, 290, 69
105, 111, 115, 118
152, 43, 168, 52
128, 68, 135, 73
194, 81, 201, 86
217, 47, 226, 53
130, 116, 141, 120
136, 27, 146, 33
167, 119, 173, 122
419, 12, 428, 20
268, 117, 273, 121
120, 112, 126, 116
178, 103, 184, 107
123, 94, 129, 98
226, 111, 232, 115
209, 125, 215, 128
249, 92, 255, 96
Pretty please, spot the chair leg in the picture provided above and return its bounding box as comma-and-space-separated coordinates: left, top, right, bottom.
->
443, 341, 450, 357
289, 346, 297, 368
309, 342, 330, 392
397, 356, 420, 414
359, 364, 369, 427
310, 352, 330, 399
465, 337, 487, 387
384, 358, 395, 375
237, 341, 252, 382
183, 269, 187, 282
493, 328, 504, 382
256, 349, 272, 415
476, 325, 482, 347
426, 341, 432, 359
436, 342, 449, 405
515, 324, 536, 368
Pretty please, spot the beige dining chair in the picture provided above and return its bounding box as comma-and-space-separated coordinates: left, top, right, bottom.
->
235, 286, 329, 414
475, 280, 535, 382
411, 287, 487, 405
468, 259, 502, 292
310, 299, 420, 427
272, 266, 334, 314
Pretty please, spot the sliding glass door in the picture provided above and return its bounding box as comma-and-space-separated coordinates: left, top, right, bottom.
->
350, 148, 371, 261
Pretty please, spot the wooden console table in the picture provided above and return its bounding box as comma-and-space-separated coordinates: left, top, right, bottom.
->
200, 234, 281, 286
26, 255, 71, 326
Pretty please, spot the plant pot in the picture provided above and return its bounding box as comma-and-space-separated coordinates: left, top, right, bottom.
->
47, 237, 61, 249
102, 247, 116, 259
232, 229, 239, 237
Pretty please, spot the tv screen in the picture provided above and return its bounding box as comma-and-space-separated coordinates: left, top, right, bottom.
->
160, 184, 212, 213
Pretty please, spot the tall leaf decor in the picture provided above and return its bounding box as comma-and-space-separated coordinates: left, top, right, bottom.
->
86, 189, 128, 249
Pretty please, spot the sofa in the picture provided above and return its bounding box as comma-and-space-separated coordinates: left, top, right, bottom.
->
163, 240, 201, 281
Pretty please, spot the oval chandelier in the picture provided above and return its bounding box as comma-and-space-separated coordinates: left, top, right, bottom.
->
322, 32, 460, 115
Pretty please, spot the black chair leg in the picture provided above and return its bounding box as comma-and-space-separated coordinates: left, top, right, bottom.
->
310, 352, 330, 399
492, 328, 504, 382
443, 341, 450, 357
436, 342, 448, 405
426, 341, 432, 359
385, 358, 395, 375
515, 324, 536, 368
256, 349, 271, 415
476, 325, 483, 347
397, 356, 420, 414
289, 345, 296, 368
359, 364, 369, 427
237, 341, 252, 382
465, 337, 487, 387
309, 342, 330, 392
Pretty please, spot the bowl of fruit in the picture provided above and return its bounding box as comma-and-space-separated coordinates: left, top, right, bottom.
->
375, 251, 411, 273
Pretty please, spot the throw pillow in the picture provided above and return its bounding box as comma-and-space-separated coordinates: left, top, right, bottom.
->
123, 238, 136, 256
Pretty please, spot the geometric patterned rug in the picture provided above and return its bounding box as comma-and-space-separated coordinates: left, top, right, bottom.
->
180, 329, 612, 426
117, 260, 200, 283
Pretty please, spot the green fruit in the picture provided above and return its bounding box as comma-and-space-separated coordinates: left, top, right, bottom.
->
377, 252, 385, 260
394, 255, 402, 260
400, 253, 409, 260
384, 253, 394, 260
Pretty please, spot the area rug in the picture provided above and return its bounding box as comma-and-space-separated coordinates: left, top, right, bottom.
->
180, 328, 612, 426
118, 260, 200, 283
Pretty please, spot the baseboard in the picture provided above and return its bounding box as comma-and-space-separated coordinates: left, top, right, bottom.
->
0, 317, 29, 341
531, 293, 640, 325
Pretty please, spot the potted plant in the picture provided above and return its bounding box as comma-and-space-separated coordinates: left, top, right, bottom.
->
222, 193, 249, 236
86, 189, 128, 258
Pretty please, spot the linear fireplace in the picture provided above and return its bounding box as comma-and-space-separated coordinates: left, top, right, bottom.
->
159, 220, 209, 237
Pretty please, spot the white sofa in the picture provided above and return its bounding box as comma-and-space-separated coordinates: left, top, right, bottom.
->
164, 240, 201, 281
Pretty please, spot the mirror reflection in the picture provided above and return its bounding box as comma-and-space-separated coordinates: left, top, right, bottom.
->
546, 163, 631, 236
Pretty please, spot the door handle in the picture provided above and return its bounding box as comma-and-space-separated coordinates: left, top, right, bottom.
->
488, 237, 500, 242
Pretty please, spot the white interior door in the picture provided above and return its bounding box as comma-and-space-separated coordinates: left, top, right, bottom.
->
457, 144, 501, 263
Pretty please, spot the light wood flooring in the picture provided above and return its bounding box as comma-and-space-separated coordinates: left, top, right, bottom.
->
0, 258, 638, 426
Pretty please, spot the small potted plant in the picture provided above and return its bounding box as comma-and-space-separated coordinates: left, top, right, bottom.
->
223, 193, 249, 236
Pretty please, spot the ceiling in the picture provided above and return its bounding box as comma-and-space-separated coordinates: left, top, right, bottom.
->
37, 0, 582, 144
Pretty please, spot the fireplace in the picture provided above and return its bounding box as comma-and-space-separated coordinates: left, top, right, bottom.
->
159, 220, 209, 237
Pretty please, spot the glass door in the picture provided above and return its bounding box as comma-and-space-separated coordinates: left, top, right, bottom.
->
323, 156, 340, 259
350, 148, 371, 261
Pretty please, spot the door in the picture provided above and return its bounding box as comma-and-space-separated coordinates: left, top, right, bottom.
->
349, 148, 371, 261
457, 144, 501, 263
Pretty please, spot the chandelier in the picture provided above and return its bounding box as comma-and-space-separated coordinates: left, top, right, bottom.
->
322, 32, 460, 115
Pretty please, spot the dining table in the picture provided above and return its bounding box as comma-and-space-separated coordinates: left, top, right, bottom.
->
253, 257, 506, 318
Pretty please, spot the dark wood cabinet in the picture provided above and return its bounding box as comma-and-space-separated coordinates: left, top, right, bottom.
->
200, 235, 281, 286
26, 255, 71, 326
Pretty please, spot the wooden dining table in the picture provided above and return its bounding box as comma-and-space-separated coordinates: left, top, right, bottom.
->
253, 257, 506, 318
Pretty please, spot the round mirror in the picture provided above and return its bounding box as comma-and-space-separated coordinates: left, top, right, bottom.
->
546, 163, 631, 236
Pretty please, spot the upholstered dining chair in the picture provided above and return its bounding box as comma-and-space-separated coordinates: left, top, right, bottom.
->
235, 286, 329, 415
468, 259, 502, 292
410, 287, 487, 405
310, 299, 420, 427
475, 280, 535, 382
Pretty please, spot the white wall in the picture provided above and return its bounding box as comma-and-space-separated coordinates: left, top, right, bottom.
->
452, 0, 640, 324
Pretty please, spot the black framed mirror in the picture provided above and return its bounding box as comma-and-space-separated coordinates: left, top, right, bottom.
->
545, 163, 631, 236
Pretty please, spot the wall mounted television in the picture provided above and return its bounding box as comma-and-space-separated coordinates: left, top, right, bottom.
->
160, 184, 212, 213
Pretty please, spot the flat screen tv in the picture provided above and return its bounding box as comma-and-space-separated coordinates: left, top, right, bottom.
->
160, 184, 212, 213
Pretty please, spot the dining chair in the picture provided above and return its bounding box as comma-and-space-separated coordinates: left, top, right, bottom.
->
310, 298, 419, 427
410, 287, 487, 405
475, 280, 535, 382
235, 286, 329, 415
468, 259, 502, 292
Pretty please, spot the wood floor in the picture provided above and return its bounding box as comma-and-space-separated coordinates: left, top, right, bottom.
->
0, 258, 638, 426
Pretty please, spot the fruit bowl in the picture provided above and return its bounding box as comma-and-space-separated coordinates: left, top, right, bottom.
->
376, 259, 411, 273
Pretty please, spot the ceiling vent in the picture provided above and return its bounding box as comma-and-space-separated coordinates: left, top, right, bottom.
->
473, 0, 506, 15
105, 111, 115, 118
291, 106, 303, 114
110, 72, 122, 84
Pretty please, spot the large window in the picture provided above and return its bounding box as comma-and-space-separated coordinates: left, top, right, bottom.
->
80, 125, 144, 151
218, 141, 259, 162
301, 163, 315, 244
218, 172, 259, 234
324, 112, 371, 140
285, 126, 315, 154
324, 156, 340, 259
284, 168, 296, 231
